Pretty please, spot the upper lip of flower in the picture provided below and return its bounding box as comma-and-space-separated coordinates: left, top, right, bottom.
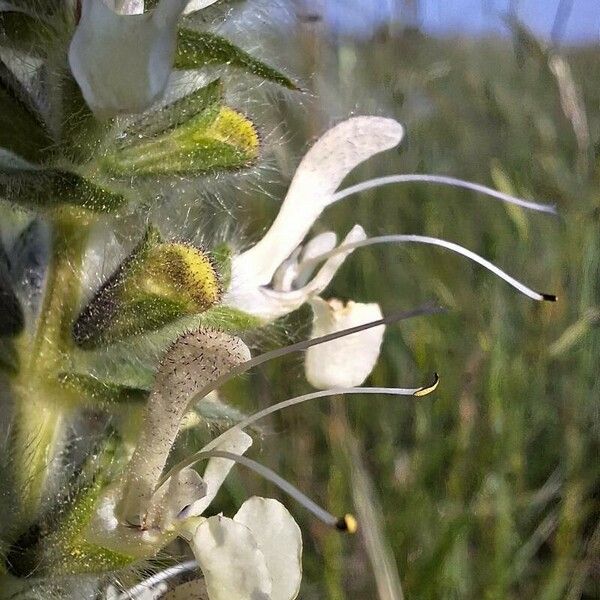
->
224, 116, 405, 321
224, 115, 557, 321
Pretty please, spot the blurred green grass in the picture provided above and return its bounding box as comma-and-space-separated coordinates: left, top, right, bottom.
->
208, 23, 600, 600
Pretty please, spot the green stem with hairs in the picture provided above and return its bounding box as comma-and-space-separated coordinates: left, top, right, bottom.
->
12, 209, 89, 531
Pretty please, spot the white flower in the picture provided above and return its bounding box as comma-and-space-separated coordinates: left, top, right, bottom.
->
184, 0, 219, 14
224, 116, 405, 322
146, 428, 253, 531
68, 0, 188, 118
305, 298, 385, 389
224, 115, 557, 322
192, 496, 302, 600
150, 430, 302, 600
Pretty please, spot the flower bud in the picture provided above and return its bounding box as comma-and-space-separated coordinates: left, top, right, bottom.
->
305, 297, 385, 389
73, 229, 221, 347
103, 105, 260, 176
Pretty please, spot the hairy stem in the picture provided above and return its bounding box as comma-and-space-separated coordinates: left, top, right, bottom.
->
12, 210, 89, 530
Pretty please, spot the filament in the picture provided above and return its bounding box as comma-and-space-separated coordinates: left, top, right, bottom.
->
178, 450, 352, 531
117, 561, 197, 600
332, 174, 558, 215
159, 375, 439, 487
186, 303, 444, 408
300, 235, 557, 302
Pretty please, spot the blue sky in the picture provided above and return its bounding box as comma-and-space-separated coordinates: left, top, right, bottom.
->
320, 0, 600, 44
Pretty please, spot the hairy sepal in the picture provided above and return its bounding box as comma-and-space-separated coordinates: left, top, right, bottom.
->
73, 227, 223, 348
175, 29, 298, 90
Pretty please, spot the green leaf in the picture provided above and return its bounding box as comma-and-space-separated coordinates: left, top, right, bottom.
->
103, 104, 259, 176
175, 29, 299, 90
123, 78, 224, 141
0, 168, 126, 212
0, 60, 54, 165
59, 74, 113, 165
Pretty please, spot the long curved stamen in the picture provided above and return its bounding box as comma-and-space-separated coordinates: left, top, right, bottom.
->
185, 303, 444, 408
179, 450, 354, 531
159, 375, 440, 487
300, 235, 557, 302
332, 174, 558, 215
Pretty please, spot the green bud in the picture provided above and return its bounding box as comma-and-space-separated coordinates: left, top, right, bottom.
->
73, 228, 222, 347
103, 103, 260, 176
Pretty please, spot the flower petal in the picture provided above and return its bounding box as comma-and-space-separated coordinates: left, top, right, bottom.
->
294, 225, 366, 298
192, 515, 272, 600
146, 467, 207, 530
110, 0, 144, 15
223, 225, 366, 322
234, 497, 302, 600
294, 231, 338, 288
184, 0, 219, 14
231, 116, 403, 287
185, 429, 253, 517
231, 225, 366, 321
69, 0, 187, 118
272, 246, 303, 293
305, 297, 385, 388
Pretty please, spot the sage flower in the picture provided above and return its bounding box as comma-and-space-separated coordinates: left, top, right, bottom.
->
69, 0, 188, 118
191, 496, 302, 600
224, 116, 404, 321
305, 298, 385, 389
150, 432, 303, 600
225, 115, 556, 323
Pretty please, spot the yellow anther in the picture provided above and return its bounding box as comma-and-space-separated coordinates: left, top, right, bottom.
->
336, 514, 358, 534
413, 373, 440, 397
